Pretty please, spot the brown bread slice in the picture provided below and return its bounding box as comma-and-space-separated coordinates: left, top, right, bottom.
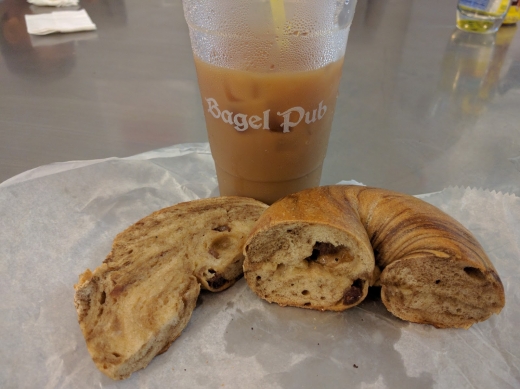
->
74, 196, 267, 380
243, 186, 505, 328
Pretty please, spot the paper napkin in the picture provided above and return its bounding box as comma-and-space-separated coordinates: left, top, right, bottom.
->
25, 9, 96, 35
27, 0, 79, 6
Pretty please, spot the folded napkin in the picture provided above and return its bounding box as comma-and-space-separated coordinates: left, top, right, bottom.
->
27, 0, 79, 6
25, 9, 96, 35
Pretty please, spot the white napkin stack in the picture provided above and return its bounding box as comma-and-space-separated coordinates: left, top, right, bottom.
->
25, 9, 96, 35
27, 0, 79, 6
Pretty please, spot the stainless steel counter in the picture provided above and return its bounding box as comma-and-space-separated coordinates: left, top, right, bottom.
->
1, 0, 519, 196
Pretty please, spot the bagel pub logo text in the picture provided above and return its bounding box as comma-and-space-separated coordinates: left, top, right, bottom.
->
205, 97, 327, 133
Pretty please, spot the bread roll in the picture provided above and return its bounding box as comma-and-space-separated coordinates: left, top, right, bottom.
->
74, 196, 267, 380
243, 186, 505, 328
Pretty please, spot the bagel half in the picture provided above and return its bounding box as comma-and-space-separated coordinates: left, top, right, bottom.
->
243, 186, 505, 329
74, 196, 267, 380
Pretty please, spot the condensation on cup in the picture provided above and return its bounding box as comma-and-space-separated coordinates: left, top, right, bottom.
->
183, 0, 357, 204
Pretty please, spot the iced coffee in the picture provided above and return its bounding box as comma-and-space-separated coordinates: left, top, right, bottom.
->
184, 0, 357, 204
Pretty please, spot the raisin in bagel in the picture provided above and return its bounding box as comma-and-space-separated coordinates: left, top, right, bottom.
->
243, 185, 505, 329
74, 196, 267, 380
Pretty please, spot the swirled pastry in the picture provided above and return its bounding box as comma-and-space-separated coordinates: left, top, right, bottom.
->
74, 196, 267, 380
243, 186, 505, 329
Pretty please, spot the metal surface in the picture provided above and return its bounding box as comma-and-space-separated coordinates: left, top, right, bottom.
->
1, 0, 519, 195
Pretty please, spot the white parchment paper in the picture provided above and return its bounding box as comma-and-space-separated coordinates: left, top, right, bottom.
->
1, 143, 519, 389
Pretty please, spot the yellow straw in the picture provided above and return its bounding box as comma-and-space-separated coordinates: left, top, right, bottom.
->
270, 0, 286, 32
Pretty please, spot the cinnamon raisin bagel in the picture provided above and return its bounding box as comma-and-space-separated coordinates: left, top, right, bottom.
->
243, 185, 505, 329
74, 196, 267, 380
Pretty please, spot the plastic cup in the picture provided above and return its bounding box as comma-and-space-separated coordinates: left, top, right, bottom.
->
183, 0, 357, 204
456, 0, 510, 34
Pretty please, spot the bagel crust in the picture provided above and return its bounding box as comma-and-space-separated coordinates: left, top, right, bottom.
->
243, 185, 505, 328
74, 196, 267, 380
